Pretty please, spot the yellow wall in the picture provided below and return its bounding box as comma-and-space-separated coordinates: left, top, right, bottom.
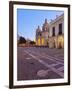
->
36, 35, 64, 48
36, 37, 45, 46
37, 38, 41, 46
41, 38, 44, 45
58, 36, 64, 48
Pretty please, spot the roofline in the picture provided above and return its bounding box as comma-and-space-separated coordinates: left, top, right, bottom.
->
50, 13, 64, 25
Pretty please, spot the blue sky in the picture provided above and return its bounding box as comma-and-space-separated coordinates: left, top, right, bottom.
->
17, 9, 63, 41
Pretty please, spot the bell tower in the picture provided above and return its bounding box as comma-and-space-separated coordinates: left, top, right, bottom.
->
42, 18, 49, 32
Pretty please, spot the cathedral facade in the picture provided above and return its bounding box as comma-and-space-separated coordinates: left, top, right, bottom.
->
36, 14, 64, 48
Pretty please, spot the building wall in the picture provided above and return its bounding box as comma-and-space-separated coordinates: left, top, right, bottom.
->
36, 14, 64, 48
49, 35, 64, 48
36, 19, 49, 46
49, 14, 64, 37
49, 14, 64, 48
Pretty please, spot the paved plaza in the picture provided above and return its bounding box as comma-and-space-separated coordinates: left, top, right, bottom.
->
17, 47, 64, 80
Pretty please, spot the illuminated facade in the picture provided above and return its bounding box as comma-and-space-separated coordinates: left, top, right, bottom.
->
36, 14, 64, 48
36, 19, 49, 46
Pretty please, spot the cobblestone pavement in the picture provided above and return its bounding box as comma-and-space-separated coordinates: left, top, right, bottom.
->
17, 47, 64, 81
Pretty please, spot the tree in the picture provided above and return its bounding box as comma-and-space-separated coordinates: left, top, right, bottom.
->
30, 41, 36, 45
19, 36, 26, 44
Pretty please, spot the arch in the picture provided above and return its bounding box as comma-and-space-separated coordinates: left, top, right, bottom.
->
41, 38, 44, 45
58, 36, 64, 48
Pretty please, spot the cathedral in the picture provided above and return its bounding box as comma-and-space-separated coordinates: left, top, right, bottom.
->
36, 14, 64, 48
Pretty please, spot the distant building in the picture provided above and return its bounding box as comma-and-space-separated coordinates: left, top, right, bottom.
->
17, 34, 20, 45
36, 19, 49, 46
36, 14, 64, 48
26, 39, 31, 46
17, 34, 20, 40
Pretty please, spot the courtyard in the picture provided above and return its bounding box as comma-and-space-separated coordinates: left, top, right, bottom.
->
17, 47, 64, 80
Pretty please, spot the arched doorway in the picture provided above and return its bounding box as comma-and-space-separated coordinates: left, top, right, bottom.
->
58, 36, 64, 48
53, 39, 56, 48
41, 38, 44, 46
58, 41, 62, 48
47, 41, 49, 47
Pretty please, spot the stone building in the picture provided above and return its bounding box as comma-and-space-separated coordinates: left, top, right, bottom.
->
36, 19, 49, 46
36, 14, 64, 48
49, 14, 64, 48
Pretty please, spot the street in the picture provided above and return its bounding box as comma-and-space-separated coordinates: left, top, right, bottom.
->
17, 47, 64, 80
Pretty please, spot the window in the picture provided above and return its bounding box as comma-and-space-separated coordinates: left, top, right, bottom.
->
59, 23, 62, 35
52, 27, 55, 36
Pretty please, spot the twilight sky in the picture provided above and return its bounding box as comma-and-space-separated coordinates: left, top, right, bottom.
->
17, 9, 63, 41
